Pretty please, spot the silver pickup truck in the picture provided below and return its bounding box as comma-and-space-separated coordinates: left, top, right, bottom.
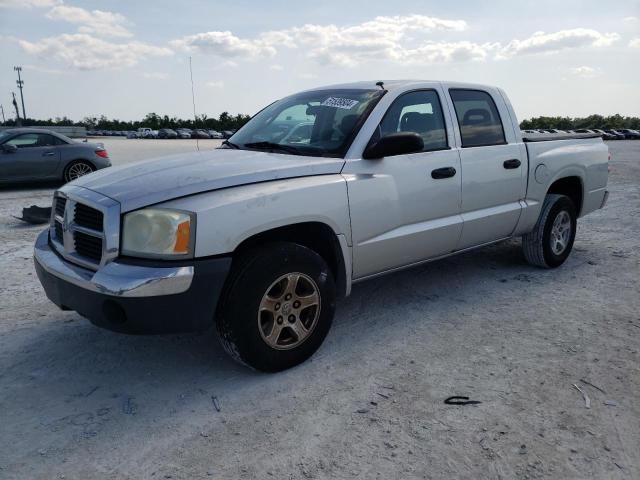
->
34, 81, 609, 371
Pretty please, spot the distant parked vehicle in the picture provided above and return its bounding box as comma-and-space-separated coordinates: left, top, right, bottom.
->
540, 129, 568, 135
222, 130, 236, 139
191, 129, 211, 139
126, 131, 139, 139
591, 129, 616, 140
0, 128, 111, 184
616, 129, 640, 139
208, 130, 224, 139
175, 129, 192, 139
604, 129, 625, 140
158, 128, 178, 139
569, 129, 594, 134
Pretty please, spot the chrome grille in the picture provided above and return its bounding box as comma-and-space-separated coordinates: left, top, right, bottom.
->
49, 186, 120, 271
54, 197, 67, 217
74, 203, 104, 231
73, 231, 103, 261
54, 221, 63, 242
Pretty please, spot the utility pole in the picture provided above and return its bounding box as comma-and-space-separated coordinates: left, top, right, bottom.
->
0, 104, 5, 124
11, 92, 22, 126
14, 66, 26, 120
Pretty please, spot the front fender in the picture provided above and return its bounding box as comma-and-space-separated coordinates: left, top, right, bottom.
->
156, 175, 352, 258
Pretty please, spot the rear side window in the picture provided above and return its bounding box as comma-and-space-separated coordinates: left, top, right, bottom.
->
376, 90, 448, 151
449, 89, 506, 147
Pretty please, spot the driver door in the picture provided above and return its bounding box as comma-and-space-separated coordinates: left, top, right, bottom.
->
343, 89, 463, 279
0, 133, 61, 181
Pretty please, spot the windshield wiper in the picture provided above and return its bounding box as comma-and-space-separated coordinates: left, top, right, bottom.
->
243, 141, 301, 155
221, 139, 239, 149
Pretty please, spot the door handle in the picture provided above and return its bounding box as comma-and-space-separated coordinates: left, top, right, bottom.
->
42, 151, 55, 157
431, 167, 457, 179
503, 159, 521, 169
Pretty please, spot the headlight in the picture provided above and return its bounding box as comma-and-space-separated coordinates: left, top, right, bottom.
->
121, 208, 195, 258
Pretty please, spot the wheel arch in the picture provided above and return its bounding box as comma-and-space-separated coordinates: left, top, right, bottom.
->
233, 221, 351, 298
546, 175, 584, 216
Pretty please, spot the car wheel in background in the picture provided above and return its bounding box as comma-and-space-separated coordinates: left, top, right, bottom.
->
216, 242, 336, 372
63, 160, 95, 183
522, 194, 577, 268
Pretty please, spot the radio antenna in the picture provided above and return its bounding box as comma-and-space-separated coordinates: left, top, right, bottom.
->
189, 56, 199, 151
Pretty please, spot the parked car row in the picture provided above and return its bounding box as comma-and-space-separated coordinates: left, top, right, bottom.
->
521, 128, 640, 140
88, 128, 236, 139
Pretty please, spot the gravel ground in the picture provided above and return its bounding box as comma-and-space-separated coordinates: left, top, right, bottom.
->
0, 139, 638, 480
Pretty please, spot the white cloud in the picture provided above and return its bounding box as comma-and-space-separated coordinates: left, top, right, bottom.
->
205, 80, 224, 88
18, 34, 173, 70
629, 38, 640, 48
568, 66, 600, 78
169, 17, 620, 68
267, 15, 469, 66
170, 15, 467, 65
142, 72, 169, 80
46, 5, 133, 38
623, 16, 637, 22
269, 64, 284, 71
170, 31, 276, 58
497, 28, 620, 58
0, 0, 60, 8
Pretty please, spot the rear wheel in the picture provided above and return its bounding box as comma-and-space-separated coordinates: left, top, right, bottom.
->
216, 242, 336, 372
522, 194, 577, 268
63, 160, 95, 182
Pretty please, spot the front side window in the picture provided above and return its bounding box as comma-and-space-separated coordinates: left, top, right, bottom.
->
374, 90, 448, 151
449, 89, 506, 148
229, 89, 385, 157
5, 133, 40, 148
5, 133, 57, 148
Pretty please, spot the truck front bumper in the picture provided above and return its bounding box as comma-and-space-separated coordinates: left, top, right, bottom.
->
34, 230, 232, 334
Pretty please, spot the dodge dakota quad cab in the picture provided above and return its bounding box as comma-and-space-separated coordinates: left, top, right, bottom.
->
34, 81, 609, 372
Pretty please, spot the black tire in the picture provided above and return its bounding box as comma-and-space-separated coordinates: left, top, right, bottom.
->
63, 160, 95, 183
522, 194, 577, 268
216, 242, 336, 372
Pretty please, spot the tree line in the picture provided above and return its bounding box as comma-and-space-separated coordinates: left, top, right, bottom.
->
520, 114, 640, 130
2, 112, 252, 131
3, 112, 639, 131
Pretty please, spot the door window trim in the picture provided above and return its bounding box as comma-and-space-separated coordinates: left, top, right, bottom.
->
371, 88, 451, 153
448, 88, 507, 148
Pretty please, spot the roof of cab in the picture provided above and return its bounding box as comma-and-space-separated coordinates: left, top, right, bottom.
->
304, 80, 498, 92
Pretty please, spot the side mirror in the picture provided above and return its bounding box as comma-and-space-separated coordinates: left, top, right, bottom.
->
1, 144, 17, 154
363, 132, 424, 159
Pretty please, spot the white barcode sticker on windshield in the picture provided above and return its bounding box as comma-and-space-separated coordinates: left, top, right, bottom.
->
321, 97, 359, 109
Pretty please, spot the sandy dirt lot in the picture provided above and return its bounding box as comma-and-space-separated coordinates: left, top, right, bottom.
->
0, 139, 638, 480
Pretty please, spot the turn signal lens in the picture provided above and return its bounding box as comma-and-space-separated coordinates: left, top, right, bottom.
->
174, 220, 191, 253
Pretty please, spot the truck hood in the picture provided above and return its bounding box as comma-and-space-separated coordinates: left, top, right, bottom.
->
72, 148, 345, 212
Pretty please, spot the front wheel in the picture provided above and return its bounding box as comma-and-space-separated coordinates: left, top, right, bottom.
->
522, 194, 577, 268
63, 160, 95, 183
216, 242, 336, 372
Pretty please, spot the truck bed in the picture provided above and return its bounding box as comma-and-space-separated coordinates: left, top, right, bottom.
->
522, 133, 602, 142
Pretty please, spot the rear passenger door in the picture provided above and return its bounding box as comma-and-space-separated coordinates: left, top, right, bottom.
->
447, 88, 526, 249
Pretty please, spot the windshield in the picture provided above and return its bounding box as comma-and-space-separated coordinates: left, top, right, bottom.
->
228, 88, 385, 157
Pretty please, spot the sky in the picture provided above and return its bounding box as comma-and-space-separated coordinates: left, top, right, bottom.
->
0, 0, 639, 122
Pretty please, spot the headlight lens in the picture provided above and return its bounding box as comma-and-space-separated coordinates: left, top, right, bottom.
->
121, 208, 194, 258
